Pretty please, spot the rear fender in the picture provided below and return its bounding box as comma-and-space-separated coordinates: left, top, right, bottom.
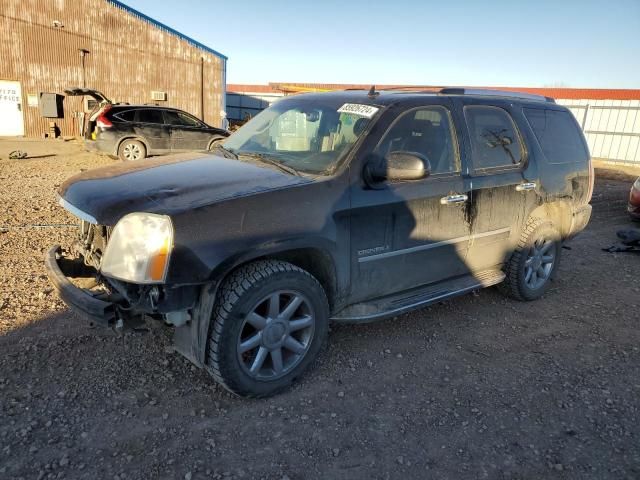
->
528, 199, 576, 239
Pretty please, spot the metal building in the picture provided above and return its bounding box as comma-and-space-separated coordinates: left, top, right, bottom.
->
0, 0, 227, 137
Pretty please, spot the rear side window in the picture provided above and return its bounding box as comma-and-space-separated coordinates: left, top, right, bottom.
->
523, 108, 589, 164
164, 110, 202, 127
376, 106, 459, 175
112, 110, 136, 122
464, 106, 524, 170
138, 109, 164, 124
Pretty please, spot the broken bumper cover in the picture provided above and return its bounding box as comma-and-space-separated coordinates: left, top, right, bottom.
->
44, 245, 116, 327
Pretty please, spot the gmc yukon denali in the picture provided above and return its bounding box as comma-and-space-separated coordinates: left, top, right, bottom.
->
46, 88, 593, 397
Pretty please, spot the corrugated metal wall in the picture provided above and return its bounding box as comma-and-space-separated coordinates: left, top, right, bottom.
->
556, 99, 640, 165
0, 0, 226, 137
226, 92, 284, 122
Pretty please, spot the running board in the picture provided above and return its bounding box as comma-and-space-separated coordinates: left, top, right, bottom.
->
331, 269, 505, 323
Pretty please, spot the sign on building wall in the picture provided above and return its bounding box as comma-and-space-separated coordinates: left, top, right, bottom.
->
0, 80, 25, 136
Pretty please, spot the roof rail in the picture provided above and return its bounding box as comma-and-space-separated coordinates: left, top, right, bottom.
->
440, 88, 555, 103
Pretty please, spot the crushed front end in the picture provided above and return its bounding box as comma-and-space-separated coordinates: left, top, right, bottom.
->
45, 217, 198, 331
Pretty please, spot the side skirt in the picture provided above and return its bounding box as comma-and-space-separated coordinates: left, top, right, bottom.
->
331, 269, 505, 323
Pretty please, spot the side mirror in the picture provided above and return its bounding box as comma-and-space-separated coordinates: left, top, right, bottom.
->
365, 151, 431, 184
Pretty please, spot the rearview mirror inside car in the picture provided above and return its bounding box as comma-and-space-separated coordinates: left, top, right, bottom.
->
365, 151, 431, 185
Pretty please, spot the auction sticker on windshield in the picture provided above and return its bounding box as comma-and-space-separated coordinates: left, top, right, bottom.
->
337, 103, 380, 118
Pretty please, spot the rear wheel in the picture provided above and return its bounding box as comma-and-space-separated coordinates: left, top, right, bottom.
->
207, 260, 329, 398
118, 139, 146, 161
500, 219, 561, 301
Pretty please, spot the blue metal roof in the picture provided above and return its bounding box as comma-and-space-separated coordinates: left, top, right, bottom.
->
107, 0, 228, 61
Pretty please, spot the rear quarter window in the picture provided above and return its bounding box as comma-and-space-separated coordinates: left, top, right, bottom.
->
112, 110, 136, 122
523, 108, 589, 164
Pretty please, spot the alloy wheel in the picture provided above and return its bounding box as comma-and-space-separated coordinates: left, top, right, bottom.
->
237, 291, 315, 381
524, 237, 556, 290
123, 143, 142, 160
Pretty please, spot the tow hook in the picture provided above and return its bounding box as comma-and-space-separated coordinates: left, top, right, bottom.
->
114, 318, 124, 334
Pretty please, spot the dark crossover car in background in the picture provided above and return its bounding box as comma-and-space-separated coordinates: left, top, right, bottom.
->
629, 176, 640, 220
65, 88, 229, 161
46, 87, 593, 397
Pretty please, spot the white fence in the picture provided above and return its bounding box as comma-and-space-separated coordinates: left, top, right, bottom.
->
559, 99, 640, 165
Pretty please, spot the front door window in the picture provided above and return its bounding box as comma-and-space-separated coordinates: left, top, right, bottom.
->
376, 106, 459, 175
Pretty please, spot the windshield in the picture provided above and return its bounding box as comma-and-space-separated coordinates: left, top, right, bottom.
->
223, 96, 379, 175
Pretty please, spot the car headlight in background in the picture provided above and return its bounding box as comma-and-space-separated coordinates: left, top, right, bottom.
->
100, 213, 173, 284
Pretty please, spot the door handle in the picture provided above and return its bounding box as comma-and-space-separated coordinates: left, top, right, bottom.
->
440, 194, 468, 205
515, 182, 536, 192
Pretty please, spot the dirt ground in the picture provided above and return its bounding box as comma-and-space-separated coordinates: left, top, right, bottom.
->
1, 139, 639, 480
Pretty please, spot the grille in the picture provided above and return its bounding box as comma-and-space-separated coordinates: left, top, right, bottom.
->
79, 220, 111, 269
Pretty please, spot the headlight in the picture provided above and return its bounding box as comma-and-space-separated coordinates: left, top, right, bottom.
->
634, 177, 640, 190
100, 213, 173, 284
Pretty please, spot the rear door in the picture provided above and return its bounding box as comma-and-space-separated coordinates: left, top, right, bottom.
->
456, 100, 533, 273
134, 109, 171, 152
349, 101, 473, 303
164, 110, 210, 151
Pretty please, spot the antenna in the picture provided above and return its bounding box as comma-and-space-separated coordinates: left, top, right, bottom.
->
368, 85, 379, 98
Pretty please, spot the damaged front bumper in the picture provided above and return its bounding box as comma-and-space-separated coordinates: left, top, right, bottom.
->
45, 245, 214, 368
45, 245, 199, 330
45, 245, 117, 327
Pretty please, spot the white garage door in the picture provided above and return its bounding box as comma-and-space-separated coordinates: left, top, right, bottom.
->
0, 80, 24, 136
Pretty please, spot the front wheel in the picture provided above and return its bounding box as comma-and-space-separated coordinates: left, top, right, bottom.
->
207, 260, 329, 398
500, 219, 561, 301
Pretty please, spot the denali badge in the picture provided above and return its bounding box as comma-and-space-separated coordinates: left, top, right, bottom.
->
357, 245, 390, 257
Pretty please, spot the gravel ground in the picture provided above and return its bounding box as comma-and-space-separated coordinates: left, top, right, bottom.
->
1, 139, 639, 479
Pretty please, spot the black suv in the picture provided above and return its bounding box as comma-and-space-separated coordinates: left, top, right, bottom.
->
65, 88, 229, 161
46, 88, 593, 397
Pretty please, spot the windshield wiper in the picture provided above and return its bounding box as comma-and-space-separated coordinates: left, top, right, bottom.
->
210, 144, 238, 159
237, 152, 302, 176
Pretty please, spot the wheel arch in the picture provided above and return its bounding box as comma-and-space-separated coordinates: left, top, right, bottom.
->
526, 199, 574, 239
213, 246, 339, 311
206, 134, 227, 150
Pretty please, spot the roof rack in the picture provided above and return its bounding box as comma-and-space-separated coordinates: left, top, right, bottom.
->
439, 88, 555, 103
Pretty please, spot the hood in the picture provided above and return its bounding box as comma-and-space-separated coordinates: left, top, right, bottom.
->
59, 153, 311, 225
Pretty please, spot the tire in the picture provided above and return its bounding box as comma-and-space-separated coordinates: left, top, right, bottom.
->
500, 219, 561, 301
118, 139, 146, 161
207, 135, 226, 151
207, 260, 329, 398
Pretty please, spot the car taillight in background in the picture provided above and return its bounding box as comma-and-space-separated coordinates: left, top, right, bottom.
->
96, 105, 113, 129
586, 157, 595, 203
630, 177, 640, 206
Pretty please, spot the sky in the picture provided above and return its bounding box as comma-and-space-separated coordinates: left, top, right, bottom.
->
123, 0, 640, 89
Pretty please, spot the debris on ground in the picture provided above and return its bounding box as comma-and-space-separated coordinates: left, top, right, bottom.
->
603, 228, 640, 252
8, 150, 28, 159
